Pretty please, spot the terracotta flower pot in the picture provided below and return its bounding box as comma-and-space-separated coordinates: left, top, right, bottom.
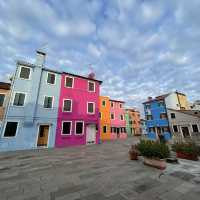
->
143, 157, 166, 170
176, 152, 198, 161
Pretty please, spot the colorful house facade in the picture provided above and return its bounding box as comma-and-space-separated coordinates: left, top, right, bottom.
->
110, 100, 127, 140
99, 96, 111, 141
55, 72, 102, 147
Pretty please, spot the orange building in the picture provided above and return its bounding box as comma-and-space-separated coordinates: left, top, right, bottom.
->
99, 96, 111, 141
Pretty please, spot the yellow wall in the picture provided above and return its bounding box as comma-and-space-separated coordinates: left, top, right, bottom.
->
177, 93, 189, 110
99, 96, 111, 141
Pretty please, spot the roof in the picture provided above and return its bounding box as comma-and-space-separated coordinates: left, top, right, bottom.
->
0, 82, 11, 90
125, 108, 139, 113
167, 108, 200, 118
109, 99, 125, 103
17, 60, 102, 84
143, 93, 169, 104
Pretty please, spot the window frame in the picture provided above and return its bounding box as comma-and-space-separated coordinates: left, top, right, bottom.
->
46, 72, 56, 85
192, 124, 199, 133
103, 126, 107, 133
110, 113, 115, 120
12, 92, 26, 107
173, 125, 178, 132
65, 76, 74, 88
0, 93, 6, 107
120, 114, 124, 121
75, 121, 84, 135
171, 113, 176, 119
3, 121, 19, 138
19, 66, 31, 80
111, 102, 114, 108
43, 95, 54, 109
102, 100, 106, 107
62, 99, 72, 112
61, 121, 72, 136
87, 102, 95, 114
88, 81, 95, 92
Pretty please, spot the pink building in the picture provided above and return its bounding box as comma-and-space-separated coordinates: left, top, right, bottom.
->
110, 100, 127, 140
55, 72, 102, 147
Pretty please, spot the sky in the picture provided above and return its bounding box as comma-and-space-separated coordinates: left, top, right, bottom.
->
0, 0, 200, 114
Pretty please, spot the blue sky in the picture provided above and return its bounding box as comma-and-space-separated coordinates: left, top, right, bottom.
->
0, 0, 200, 113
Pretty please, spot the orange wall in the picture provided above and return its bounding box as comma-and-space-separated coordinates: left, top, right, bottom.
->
130, 110, 141, 135
99, 96, 111, 140
0, 88, 10, 121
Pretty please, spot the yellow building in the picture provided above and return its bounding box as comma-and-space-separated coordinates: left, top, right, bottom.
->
176, 92, 190, 110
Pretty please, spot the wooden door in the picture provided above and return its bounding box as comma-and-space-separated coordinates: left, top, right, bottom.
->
37, 125, 49, 147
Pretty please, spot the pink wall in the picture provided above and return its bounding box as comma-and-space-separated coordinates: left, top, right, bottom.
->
110, 101, 127, 140
55, 73, 100, 147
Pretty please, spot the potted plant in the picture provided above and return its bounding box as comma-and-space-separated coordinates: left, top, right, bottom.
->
129, 145, 138, 160
137, 140, 170, 170
172, 143, 199, 161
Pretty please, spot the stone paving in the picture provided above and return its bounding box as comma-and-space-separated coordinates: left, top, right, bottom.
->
0, 137, 200, 200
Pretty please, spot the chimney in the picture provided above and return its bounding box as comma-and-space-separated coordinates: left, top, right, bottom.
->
148, 96, 153, 101
35, 50, 46, 67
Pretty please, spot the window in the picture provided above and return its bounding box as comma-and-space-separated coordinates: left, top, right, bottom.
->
4, 122, 18, 137
62, 121, 72, 135
87, 102, 95, 114
63, 99, 72, 112
65, 76, 74, 88
111, 113, 114, 119
88, 81, 95, 92
158, 101, 164, 107
0, 94, 5, 107
75, 121, 84, 135
173, 125, 178, 132
102, 100, 106, 107
13, 93, 25, 106
111, 102, 114, 107
99, 112, 102, 119
149, 127, 155, 132
103, 126, 107, 133
171, 113, 176, 119
44, 96, 53, 108
120, 115, 124, 120
47, 73, 56, 84
162, 127, 170, 132
145, 104, 151, 109
146, 115, 153, 120
119, 104, 122, 108
19, 66, 31, 79
160, 113, 167, 119
192, 124, 199, 133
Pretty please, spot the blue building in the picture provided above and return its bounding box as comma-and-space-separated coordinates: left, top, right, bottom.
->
143, 95, 171, 141
0, 51, 62, 151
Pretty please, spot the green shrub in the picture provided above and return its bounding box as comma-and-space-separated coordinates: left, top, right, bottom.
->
137, 140, 170, 159
172, 143, 199, 155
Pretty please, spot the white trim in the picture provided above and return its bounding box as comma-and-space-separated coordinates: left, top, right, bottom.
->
61, 121, 72, 136
62, 99, 73, 112
88, 81, 95, 92
75, 121, 84, 135
46, 72, 56, 85
110, 113, 115, 120
87, 102, 95, 114
65, 76, 74, 88
2, 120, 19, 138
19, 66, 31, 80
12, 91, 27, 107
0, 93, 6, 107
36, 124, 51, 148
43, 95, 54, 109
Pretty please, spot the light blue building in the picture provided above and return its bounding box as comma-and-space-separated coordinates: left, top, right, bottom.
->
143, 95, 171, 141
0, 51, 61, 151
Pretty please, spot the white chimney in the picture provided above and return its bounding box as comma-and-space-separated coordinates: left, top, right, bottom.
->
35, 50, 46, 67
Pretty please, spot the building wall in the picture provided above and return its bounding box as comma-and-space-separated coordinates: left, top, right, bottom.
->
132, 110, 141, 136
55, 74, 100, 147
125, 112, 132, 136
99, 96, 111, 141
110, 101, 126, 140
0, 63, 61, 151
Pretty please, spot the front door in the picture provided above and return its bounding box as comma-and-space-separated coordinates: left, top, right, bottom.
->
37, 125, 49, 147
181, 127, 190, 138
86, 124, 96, 145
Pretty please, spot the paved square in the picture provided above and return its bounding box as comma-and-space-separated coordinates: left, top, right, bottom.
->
0, 138, 199, 200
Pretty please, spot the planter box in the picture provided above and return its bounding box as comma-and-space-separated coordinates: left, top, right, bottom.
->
176, 152, 198, 161
143, 157, 166, 170
129, 152, 138, 160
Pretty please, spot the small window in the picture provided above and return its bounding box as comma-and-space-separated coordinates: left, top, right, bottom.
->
44, 96, 53, 108
111, 102, 114, 107
75, 121, 84, 135
146, 115, 153, 120
145, 104, 151, 109
103, 126, 107, 133
149, 127, 155, 132
4, 122, 18, 137
171, 113, 176, 119
99, 112, 102, 119
65, 76, 74, 88
111, 113, 114, 119
87, 102, 95, 114
19, 66, 31, 79
0, 94, 5, 107
192, 124, 199, 133
120, 115, 124, 120
173, 125, 178, 132
63, 99, 72, 112
160, 113, 167, 119
47, 73, 55, 84
119, 104, 122, 108
62, 121, 72, 135
88, 81, 95, 92
158, 101, 164, 107
13, 93, 25, 106
102, 100, 106, 107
